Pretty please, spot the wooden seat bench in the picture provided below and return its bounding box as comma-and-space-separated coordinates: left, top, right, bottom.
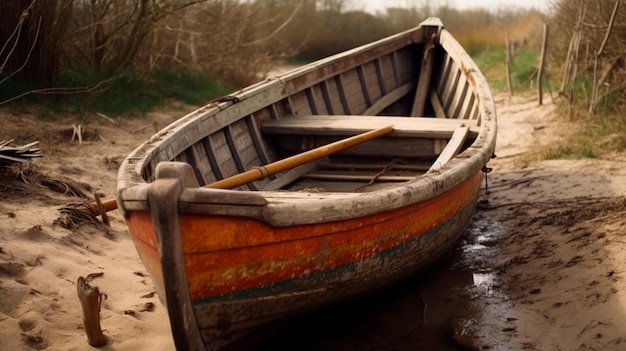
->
260, 115, 479, 139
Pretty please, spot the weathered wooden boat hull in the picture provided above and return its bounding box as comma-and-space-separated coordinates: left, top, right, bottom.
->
126, 170, 481, 348
117, 17, 497, 350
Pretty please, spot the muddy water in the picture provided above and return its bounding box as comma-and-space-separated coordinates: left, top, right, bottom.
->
251, 206, 506, 351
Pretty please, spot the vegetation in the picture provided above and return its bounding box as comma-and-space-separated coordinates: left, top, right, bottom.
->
474, 49, 542, 92
538, 0, 626, 160
2, 0, 626, 166
0, 0, 546, 117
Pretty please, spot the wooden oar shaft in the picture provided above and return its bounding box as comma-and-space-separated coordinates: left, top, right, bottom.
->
87, 125, 394, 215
207, 125, 394, 189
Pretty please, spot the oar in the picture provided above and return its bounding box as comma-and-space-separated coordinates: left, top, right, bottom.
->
81, 125, 394, 217
208, 125, 393, 189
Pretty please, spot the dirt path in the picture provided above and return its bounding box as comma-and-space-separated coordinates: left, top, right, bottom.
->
1, 93, 626, 350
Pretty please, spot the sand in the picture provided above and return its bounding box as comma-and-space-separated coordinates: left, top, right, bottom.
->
1, 93, 626, 350
0, 110, 179, 350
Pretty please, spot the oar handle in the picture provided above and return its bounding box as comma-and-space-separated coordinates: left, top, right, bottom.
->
85, 197, 119, 216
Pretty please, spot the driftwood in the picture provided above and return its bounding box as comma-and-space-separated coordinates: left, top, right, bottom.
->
71, 125, 83, 144
95, 112, 133, 134
0, 140, 43, 166
77, 276, 107, 347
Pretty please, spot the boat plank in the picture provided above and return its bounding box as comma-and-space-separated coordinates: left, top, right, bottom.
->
326, 79, 345, 114
261, 115, 478, 139
458, 91, 475, 120
302, 171, 416, 182
374, 58, 386, 95
343, 69, 368, 114
357, 65, 372, 106
449, 74, 469, 119
246, 115, 272, 165
337, 76, 352, 114
439, 58, 459, 112
430, 90, 447, 118
210, 131, 241, 185
289, 91, 314, 116
362, 82, 414, 116
364, 61, 383, 103
273, 135, 438, 158
411, 34, 436, 117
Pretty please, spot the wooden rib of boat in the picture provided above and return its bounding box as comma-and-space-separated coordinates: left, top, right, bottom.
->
116, 17, 497, 351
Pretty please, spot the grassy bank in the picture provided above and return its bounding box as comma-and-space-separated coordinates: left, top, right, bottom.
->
0, 68, 232, 118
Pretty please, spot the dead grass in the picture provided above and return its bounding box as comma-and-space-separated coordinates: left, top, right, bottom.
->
514, 101, 626, 168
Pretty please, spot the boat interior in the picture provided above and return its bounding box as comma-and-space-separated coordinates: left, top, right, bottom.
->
260, 114, 478, 192
136, 24, 485, 195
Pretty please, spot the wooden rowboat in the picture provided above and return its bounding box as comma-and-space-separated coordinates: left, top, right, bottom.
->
116, 17, 497, 350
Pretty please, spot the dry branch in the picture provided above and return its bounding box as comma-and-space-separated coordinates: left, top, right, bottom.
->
95, 112, 133, 134
589, 1, 620, 113
559, 1, 586, 98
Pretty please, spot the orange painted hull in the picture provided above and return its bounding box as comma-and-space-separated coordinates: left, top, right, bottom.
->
125, 171, 482, 344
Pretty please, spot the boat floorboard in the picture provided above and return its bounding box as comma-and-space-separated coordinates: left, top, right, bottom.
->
277, 157, 428, 192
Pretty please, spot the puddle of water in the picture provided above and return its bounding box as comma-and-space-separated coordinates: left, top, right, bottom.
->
463, 243, 488, 252
472, 271, 494, 286
472, 271, 496, 296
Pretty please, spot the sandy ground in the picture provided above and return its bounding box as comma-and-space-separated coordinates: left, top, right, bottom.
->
467, 95, 626, 351
1, 92, 625, 351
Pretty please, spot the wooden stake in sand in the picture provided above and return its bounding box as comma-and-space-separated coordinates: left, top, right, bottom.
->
77, 276, 107, 347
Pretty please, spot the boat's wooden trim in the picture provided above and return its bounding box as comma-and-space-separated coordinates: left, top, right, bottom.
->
430, 90, 447, 118
429, 125, 469, 172
411, 30, 438, 117
362, 82, 414, 115
148, 163, 205, 351
261, 115, 478, 139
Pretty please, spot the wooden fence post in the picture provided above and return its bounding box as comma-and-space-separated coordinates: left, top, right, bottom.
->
505, 32, 513, 99
537, 23, 548, 105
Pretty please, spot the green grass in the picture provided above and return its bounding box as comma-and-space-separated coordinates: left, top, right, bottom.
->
1, 67, 232, 118
473, 48, 546, 93
471, 46, 626, 164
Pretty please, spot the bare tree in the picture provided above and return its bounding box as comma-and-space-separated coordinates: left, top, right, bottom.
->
148, 0, 305, 86
0, 0, 73, 87
551, 0, 626, 114
65, 0, 207, 70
